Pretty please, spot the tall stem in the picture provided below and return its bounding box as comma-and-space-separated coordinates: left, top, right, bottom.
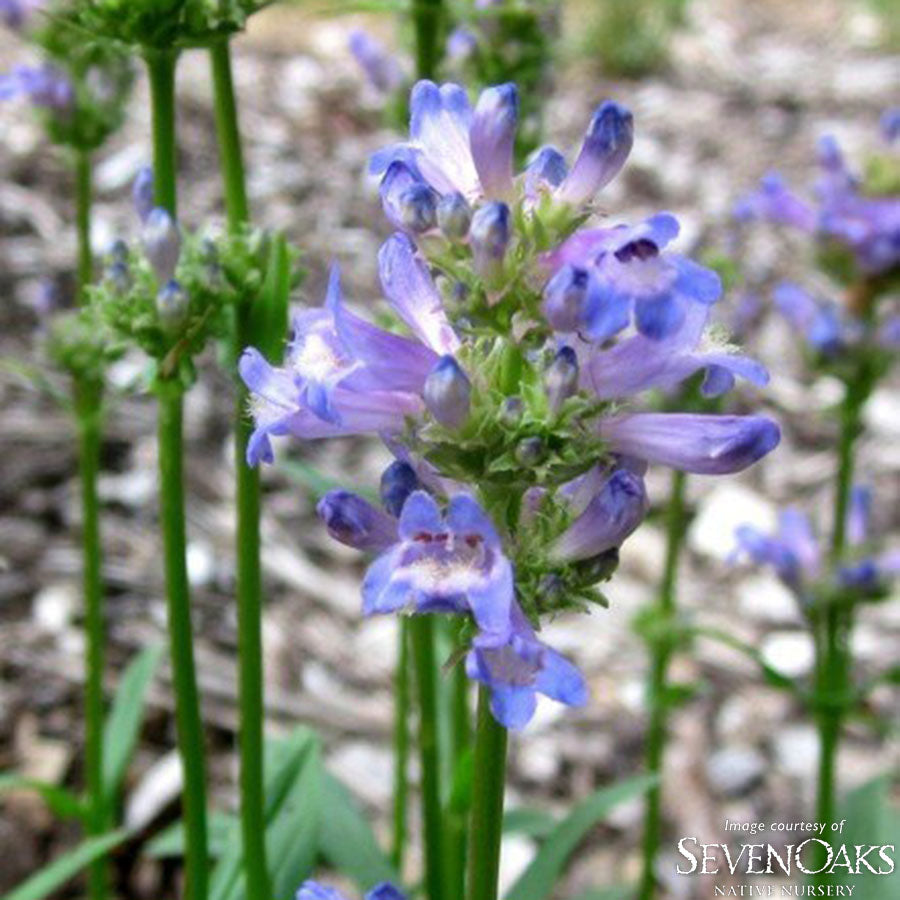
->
466, 687, 508, 900
209, 38, 270, 900
145, 49, 208, 900
410, 617, 445, 900
145, 49, 178, 215
391, 619, 411, 873
413, 0, 443, 80
446, 639, 471, 899
638, 469, 686, 900
157, 381, 209, 900
74, 151, 93, 303
75, 377, 107, 900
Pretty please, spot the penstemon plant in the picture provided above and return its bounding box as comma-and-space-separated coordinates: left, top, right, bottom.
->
240, 79, 781, 899
1, 6, 132, 899
734, 118, 899, 886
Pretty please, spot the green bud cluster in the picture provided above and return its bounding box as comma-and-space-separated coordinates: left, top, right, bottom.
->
44, 306, 123, 383
66, 0, 267, 50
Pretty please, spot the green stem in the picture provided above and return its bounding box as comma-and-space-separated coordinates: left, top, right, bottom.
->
446, 641, 471, 899
210, 40, 250, 228
466, 687, 508, 900
157, 381, 209, 900
391, 620, 411, 873
638, 468, 686, 900
209, 38, 270, 900
75, 377, 107, 900
413, 0, 444, 79
145, 49, 179, 215
74, 151, 93, 303
410, 617, 445, 900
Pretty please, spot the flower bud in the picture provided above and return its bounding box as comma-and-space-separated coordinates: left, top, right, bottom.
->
132, 166, 154, 223
141, 208, 181, 283
469, 201, 510, 281
557, 101, 634, 206
380, 460, 421, 518
499, 396, 524, 427
436, 191, 472, 240
399, 183, 438, 233
424, 355, 471, 429
542, 265, 589, 333
574, 547, 620, 585
317, 490, 398, 552
545, 346, 579, 413
551, 469, 646, 562
515, 436, 545, 466
524, 146, 568, 197
107, 238, 129, 266
537, 573, 565, 605
156, 279, 189, 331
104, 261, 131, 294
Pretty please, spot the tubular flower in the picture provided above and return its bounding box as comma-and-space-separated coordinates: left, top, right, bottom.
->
362, 491, 515, 641
733, 489, 900, 600
348, 30, 405, 95
735, 132, 900, 276
466, 602, 587, 730
370, 80, 632, 208
239, 243, 461, 464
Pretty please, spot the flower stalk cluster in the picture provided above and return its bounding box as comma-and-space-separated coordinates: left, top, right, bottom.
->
241, 78, 780, 900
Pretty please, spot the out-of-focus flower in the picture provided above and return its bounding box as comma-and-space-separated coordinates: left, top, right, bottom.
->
735, 133, 900, 276
362, 490, 515, 640
348, 30, 405, 94
0, 63, 73, 111
0, 0, 42, 30
296, 881, 406, 900
733, 490, 900, 599
466, 602, 587, 729
141, 208, 182, 283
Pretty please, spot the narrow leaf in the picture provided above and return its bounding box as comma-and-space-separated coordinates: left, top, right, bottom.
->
250, 232, 291, 362
0, 774, 85, 823
1, 830, 128, 900
145, 811, 237, 859
506, 775, 657, 900
102, 645, 164, 804
503, 807, 558, 839
318, 774, 398, 890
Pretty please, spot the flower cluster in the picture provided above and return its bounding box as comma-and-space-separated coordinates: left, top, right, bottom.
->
733, 487, 900, 607
735, 125, 900, 279
241, 80, 780, 728
1, 0, 133, 150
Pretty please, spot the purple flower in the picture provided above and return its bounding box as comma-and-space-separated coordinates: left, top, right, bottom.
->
240, 258, 451, 463
0, 63, 74, 112
348, 31, 405, 94
580, 302, 770, 400
469, 200, 510, 279
773, 283, 851, 355
297, 882, 406, 900
882, 107, 900, 144
446, 27, 478, 62
0, 0, 41, 30
550, 468, 647, 562
735, 131, 900, 276
362, 491, 515, 640
317, 490, 398, 552
542, 213, 721, 341
424, 355, 472, 428
466, 602, 587, 729
734, 509, 820, 590
370, 80, 632, 208
597, 413, 780, 475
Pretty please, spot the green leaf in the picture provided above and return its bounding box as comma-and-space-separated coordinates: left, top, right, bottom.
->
505, 775, 658, 900
318, 773, 398, 890
249, 232, 291, 362
503, 807, 558, 839
829, 775, 899, 893
0, 774, 86, 823
209, 728, 321, 900
102, 644, 164, 805
145, 811, 237, 859
0, 830, 129, 900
